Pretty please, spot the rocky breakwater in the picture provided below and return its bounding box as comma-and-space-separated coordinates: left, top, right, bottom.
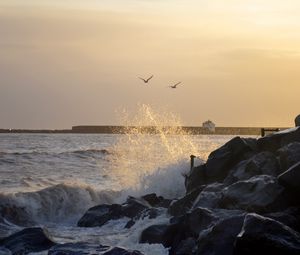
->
1, 127, 300, 255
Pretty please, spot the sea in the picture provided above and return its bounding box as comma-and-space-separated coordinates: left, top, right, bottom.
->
0, 130, 247, 254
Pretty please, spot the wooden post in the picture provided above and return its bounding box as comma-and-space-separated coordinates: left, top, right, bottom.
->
190, 155, 196, 171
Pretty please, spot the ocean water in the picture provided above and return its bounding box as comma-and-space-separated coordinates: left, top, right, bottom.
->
0, 132, 239, 254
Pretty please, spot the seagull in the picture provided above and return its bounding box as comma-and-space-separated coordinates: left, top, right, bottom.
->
169, 82, 181, 89
138, 75, 153, 83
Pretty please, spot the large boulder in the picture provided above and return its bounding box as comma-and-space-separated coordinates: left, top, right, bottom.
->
205, 137, 257, 183
234, 213, 300, 255
196, 215, 245, 255
0, 227, 55, 255
278, 142, 300, 171
278, 161, 300, 195
224, 151, 280, 185
192, 183, 224, 209
258, 127, 300, 152
221, 175, 287, 213
168, 187, 204, 217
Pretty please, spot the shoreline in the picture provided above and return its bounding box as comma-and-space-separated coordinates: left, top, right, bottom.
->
0, 126, 290, 135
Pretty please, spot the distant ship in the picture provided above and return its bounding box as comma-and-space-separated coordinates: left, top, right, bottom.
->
202, 120, 216, 132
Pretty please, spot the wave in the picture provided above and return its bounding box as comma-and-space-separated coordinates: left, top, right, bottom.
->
0, 183, 120, 226
0, 148, 112, 158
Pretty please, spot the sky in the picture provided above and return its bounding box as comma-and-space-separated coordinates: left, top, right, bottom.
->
0, 0, 300, 129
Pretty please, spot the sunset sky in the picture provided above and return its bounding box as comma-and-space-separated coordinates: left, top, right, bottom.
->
1, 0, 299, 128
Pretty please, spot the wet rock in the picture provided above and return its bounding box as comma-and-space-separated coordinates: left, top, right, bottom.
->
205, 137, 257, 183
141, 193, 171, 208
234, 213, 300, 255
258, 127, 300, 152
224, 151, 280, 185
278, 142, 300, 171
221, 175, 287, 213
78, 197, 152, 228
192, 183, 224, 209
103, 247, 144, 255
185, 164, 207, 193
295, 114, 300, 127
264, 207, 300, 232
78, 204, 123, 227
0, 247, 11, 255
172, 237, 196, 255
168, 187, 204, 217
196, 215, 245, 255
278, 161, 300, 195
0, 227, 55, 255
48, 242, 110, 255
139, 224, 172, 247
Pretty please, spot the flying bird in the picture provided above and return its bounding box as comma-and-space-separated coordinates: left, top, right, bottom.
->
169, 82, 181, 89
138, 75, 153, 83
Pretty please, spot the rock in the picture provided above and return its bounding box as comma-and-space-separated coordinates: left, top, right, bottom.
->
48, 242, 110, 255
139, 224, 172, 247
221, 175, 287, 213
196, 215, 245, 255
295, 115, 300, 127
103, 247, 144, 255
192, 183, 224, 209
78, 197, 152, 228
278, 162, 300, 195
224, 151, 280, 185
141, 193, 171, 208
264, 207, 300, 232
278, 142, 300, 171
0, 227, 55, 255
168, 187, 204, 217
49, 243, 144, 255
185, 164, 207, 193
0, 247, 11, 255
78, 204, 123, 227
205, 137, 257, 183
172, 237, 196, 255
234, 213, 300, 255
258, 127, 300, 152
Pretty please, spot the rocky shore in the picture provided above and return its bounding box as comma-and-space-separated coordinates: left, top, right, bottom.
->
1, 127, 300, 254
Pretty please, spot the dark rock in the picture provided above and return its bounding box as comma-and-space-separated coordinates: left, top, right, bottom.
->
78, 197, 151, 228
224, 151, 280, 185
278, 142, 300, 171
172, 237, 196, 255
278, 162, 300, 195
221, 175, 287, 212
264, 207, 300, 232
78, 204, 123, 227
258, 127, 300, 152
205, 137, 257, 183
141, 193, 171, 208
185, 164, 207, 193
139, 224, 171, 246
0, 227, 55, 255
168, 187, 204, 217
124, 219, 135, 229
103, 247, 144, 255
295, 115, 300, 127
0, 247, 11, 255
192, 183, 224, 209
234, 213, 300, 255
48, 242, 110, 255
196, 215, 245, 255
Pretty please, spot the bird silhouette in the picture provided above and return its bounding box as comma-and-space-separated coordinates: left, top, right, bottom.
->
138, 75, 153, 83
169, 82, 181, 89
